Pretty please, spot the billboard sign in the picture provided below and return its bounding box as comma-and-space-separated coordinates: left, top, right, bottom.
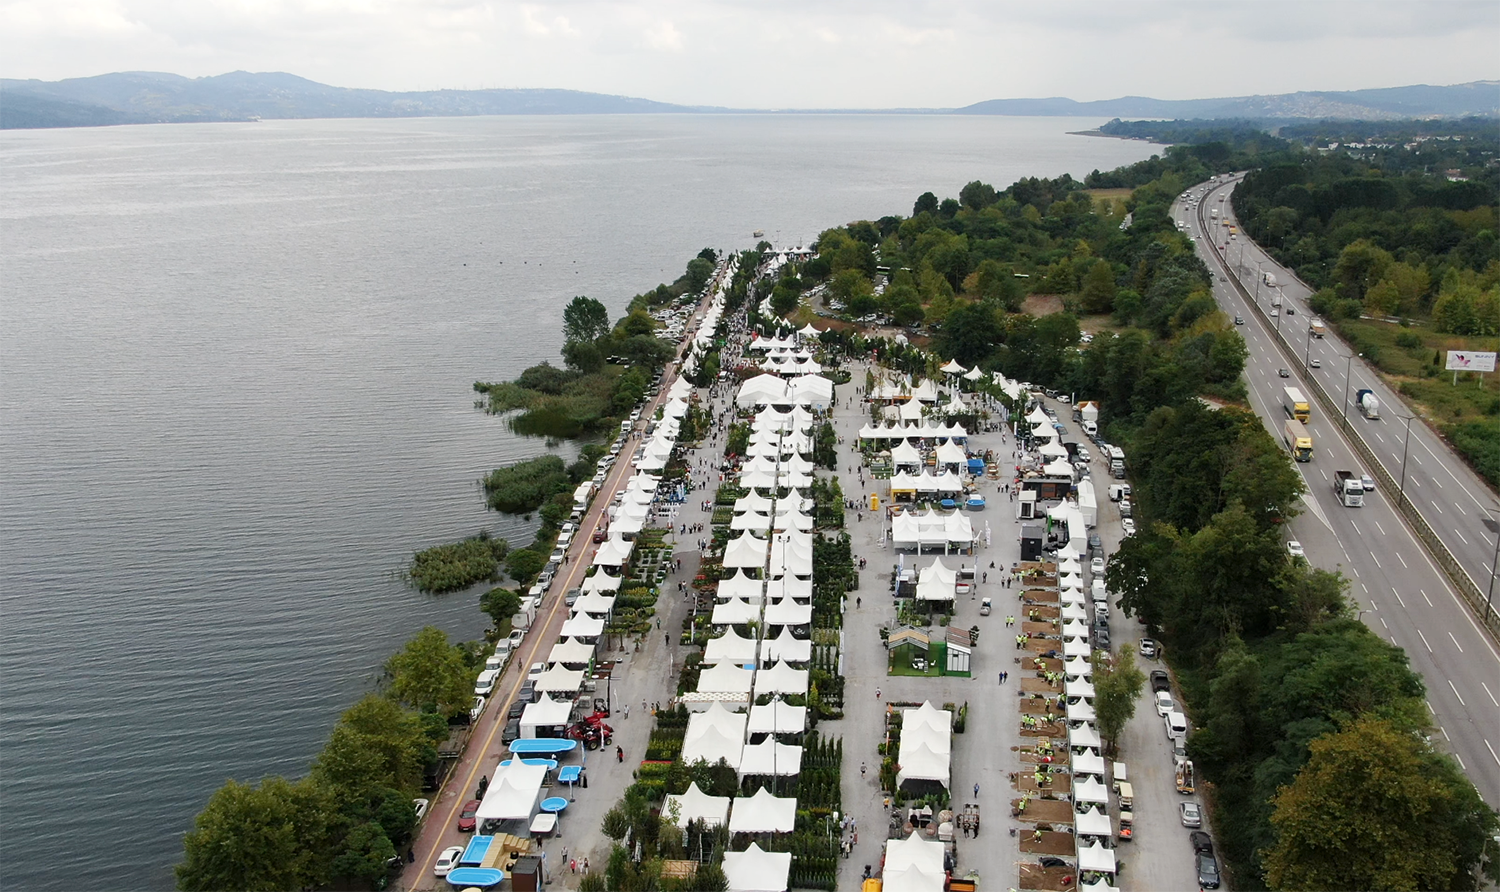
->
1445, 351, 1497, 373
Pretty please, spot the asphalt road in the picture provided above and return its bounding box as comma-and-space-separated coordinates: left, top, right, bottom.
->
1172, 180, 1500, 808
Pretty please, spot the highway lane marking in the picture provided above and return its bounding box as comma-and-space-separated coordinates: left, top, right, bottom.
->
1380, 617, 1389, 630
1456, 753, 1466, 770
1448, 679, 1467, 707
1448, 632, 1464, 653
1418, 629, 1432, 652
1375, 520, 1386, 535
1350, 520, 1360, 534
1489, 739, 1500, 767
1373, 431, 1385, 444
1370, 549, 1381, 568
1431, 500, 1443, 514
1421, 589, 1434, 607
1393, 590, 1405, 607
1482, 682, 1498, 708
1455, 502, 1466, 516
1396, 552, 1408, 568
1454, 528, 1468, 545
1440, 725, 1451, 741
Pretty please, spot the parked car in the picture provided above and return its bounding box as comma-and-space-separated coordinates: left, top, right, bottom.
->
1190, 831, 1214, 855
1121, 518, 1137, 536
502, 718, 522, 744
1197, 851, 1221, 888
434, 846, 464, 877
1180, 801, 1203, 828
1150, 670, 1170, 693
474, 668, 499, 696
1155, 691, 1176, 716
470, 696, 486, 723
508, 699, 526, 720
457, 799, 481, 832
507, 629, 526, 649
1091, 557, 1105, 576
527, 662, 546, 682
413, 798, 430, 821
566, 587, 582, 607
1139, 638, 1159, 659
1088, 533, 1103, 556
1287, 541, 1304, 559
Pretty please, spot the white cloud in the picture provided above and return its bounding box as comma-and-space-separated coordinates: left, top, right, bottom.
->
0, 0, 1494, 106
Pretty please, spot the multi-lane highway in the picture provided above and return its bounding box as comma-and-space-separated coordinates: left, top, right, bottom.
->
1172, 178, 1500, 808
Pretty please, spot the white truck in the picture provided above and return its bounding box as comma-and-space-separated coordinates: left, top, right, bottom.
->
1333, 470, 1365, 507
1309, 318, 1326, 338
1106, 445, 1126, 479
1356, 389, 1380, 419
1264, 271, 1278, 288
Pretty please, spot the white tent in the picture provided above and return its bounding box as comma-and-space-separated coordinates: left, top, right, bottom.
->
760, 628, 811, 663
898, 398, 925, 422
754, 661, 809, 696
1039, 441, 1069, 459
663, 782, 731, 829
717, 570, 765, 602
763, 576, 812, 601
703, 627, 759, 664
731, 511, 775, 533
768, 537, 813, 577
1061, 603, 1089, 622
1064, 636, 1092, 658
762, 598, 812, 627
1064, 656, 1093, 678
474, 758, 548, 822
580, 572, 622, 594
935, 440, 967, 469
697, 662, 755, 694
910, 379, 940, 402
723, 533, 769, 569
1073, 752, 1107, 777
711, 597, 760, 626
788, 375, 833, 407
733, 491, 774, 514
1068, 700, 1097, 723
1070, 724, 1102, 750
1079, 840, 1117, 874
1076, 805, 1113, 839
571, 591, 616, 617
883, 832, 946, 892
519, 696, 573, 738
737, 740, 802, 777
559, 614, 606, 639
592, 536, 634, 568
662, 398, 690, 419
548, 637, 597, 667
915, 558, 957, 602
1062, 619, 1091, 639
737, 374, 791, 408
728, 788, 797, 834
897, 702, 951, 788
1058, 557, 1083, 574
1074, 776, 1109, 805
747, 701, 807, 734
1066, 676, 1096, 699
939, 359, 966, 374
723, 843, 792, 892
682, 703, 748, 766
666, 378, 694, 400
533, 666, 586, 695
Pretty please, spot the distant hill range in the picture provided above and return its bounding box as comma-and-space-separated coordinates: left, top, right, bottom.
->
2, 70, 1496, 129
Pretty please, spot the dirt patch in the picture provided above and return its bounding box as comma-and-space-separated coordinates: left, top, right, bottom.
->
1020, 830, 1078, 856
1022, 294, 1066, 317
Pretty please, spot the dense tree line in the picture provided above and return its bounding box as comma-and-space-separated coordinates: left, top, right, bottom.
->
1106, 398, 1498, 889
178, 628, 479, 890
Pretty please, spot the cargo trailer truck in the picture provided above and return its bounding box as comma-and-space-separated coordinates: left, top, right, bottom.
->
1283, 419, 1313, 462
1333, 470, 1365, 507
1281, 386, 1310, 423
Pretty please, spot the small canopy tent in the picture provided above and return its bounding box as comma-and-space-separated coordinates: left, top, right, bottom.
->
760, 627, 811, 664
662, 782, 731, 829
559, 614, 605, 640
722, 843, 792, 892
727, 788, 797, 834
592, 536, 635, 569
548, 637, 597, 667
1079, 840, 1118, 875
882, 832, 946, 892
697, 662, 755, 695
570, 592, 616, 617
1074, 775, 1109, 805
753, 661, 809, 696
717, 570, 765, 602
579, 572, 622, 594
737, 740, 802, 777
519, 696, 573, 738
1076, 805, 1113, 839
1073, 751, 1107, 777
533, 666, 586, 695
1070, 724, 1103, 751
723, 533, 769, 569
474, 758, 548, 822
747, 701, 807, 734
711, 598, 760, 626
703, 627, 759, 664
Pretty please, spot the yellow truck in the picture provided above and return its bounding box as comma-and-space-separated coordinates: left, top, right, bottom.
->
1283, 419, 1313, 462
1281, 386, 1310, 423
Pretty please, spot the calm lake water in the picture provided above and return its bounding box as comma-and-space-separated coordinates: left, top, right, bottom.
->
0, 114, 1154, 889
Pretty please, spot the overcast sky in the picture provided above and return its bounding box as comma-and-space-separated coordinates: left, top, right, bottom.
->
2, 0, 1497, 107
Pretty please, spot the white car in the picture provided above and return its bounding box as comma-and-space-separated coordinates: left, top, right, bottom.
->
413, 798, 430, 821
471, 696, 486, 722
474, 668, 499, 696
1180, 802, 1203, 828
528, 662, 546, 681
1155, 691, 1176, 717
1091, 557, 1105, 576
1287, 541, 1305, 559
1121, 518, 1137, 536
434, 845, 465, 877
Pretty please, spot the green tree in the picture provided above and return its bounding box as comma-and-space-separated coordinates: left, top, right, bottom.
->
1332, 239, 1394, 303
384, 627, 472, 716
939, 301, 1001, 367
176, 776, 330, 891
1079, 260, 1118, 314
561, 337, 605, 373
1264, 715, 1493, 892
562, 295, 611, 345
684, 256, 715, 293
312, 694, 429, 796
480, 587, 522, 628
328, 821, 396, 888
1092, 648, 1145, 754
959, 179, 998, 211
505, 548, 546, 585
913, 191, 939, 216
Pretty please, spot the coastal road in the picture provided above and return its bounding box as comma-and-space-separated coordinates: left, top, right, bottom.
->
400, 263, 733, 888
1172, 182, 1500, 808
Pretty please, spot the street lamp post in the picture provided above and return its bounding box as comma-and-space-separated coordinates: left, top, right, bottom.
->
1304, 327, 1314, 370
1341, 353, 1362, 420
1255, 260, 1266, 303
1397, 414, 1418, 503
1483, 506, 1500, 620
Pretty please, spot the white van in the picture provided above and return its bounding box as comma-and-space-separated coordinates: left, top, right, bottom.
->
1092, 580, 1108, 603
1164, 710, 1188, 741
474, 669, 500, 696
485, 644, 510, 672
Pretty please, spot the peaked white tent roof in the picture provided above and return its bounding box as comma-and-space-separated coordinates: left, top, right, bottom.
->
963, 366, 985, 381
788, 375, 834, 406
666, 378, 694, 400
915, 558, 957, 601
763, 576, 812, 600
1076, 805, 1113, 838
762, 598, 812, 627
1061, 603, 1089, 622
559, 614, 606, 639
1064, 636, 1092, 658
548, 637, 597, 666
533, 665, 586, 694
883, 832, 946, 892
571, 591, 616, 617
1062, 619, 1091, 639
712, 597, 761, 626
662, 782, 731, 829
728, 788, 797, 834
519, 696, 573, 737
723, 843, 792, 892
723, 533, 769, 569
753, 660, 808, 696
737, 740, 802, 777
579, 572, 622, 593
662, 397, 690, 419
890, 440, 923, 468
1073, 751, 1107, 777
1075, 775, 1109, 805
474, 758, 548, 822
1068, 700, 1097, 723
1079, 840, 1117, 874
731, 511, 775, 533
904, 701, 952, 744
703, 627, 759, 664
733, 491, 775, 514
1064, 655, 1093, 678
697, 662, 755, 694
935, 440, 967, 467
897, 702, 951, 788
592, 536, 634, 568
682, 702, 748, 766
798, 323, 821, 337
717, 571, 765, 602
939, 359, 966, 374
1067, 676, 1096, 699
760, 628, 811, 663
1070, 724, 1102, 750
736, 374, 791, 408
747, 701, 807, 734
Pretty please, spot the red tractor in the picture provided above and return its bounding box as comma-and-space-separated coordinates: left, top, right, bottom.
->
565, 711, 614, 750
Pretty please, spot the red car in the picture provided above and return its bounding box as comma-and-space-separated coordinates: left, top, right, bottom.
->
457, 799, 481, 832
